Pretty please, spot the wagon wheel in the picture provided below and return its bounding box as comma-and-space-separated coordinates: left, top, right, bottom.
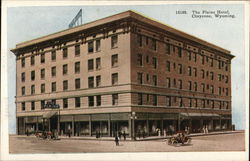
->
172, 140, 178, 145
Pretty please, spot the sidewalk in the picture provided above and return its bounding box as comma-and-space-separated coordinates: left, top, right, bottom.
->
57, 130, 244, 141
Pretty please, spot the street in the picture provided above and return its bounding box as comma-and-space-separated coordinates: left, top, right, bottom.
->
9, 132, 245, 153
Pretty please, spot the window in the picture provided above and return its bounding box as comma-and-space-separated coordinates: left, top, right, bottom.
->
225, 76, 228, 83
111, 35, 118, 48
21, 72, 25, 82
179, 97, 183, 107
63, 64, 68, 75
173, 78, 176, 87
194, 82, 197, 91
52, 99, 56, 105
189, 99, 192, 107
201, 55, 204, 64
41, 53, 45, 63
63, 80, 68, 91
51, 50, 56, 61
21, 86, 25, 95
96, 58, 101, 70
52, 82, 56, 92
88, 41, 94, 53
41, 100, 45, 110
138, 93, 143, 105
201, 69, 205, 78
21, 102, 25, 111
151, 38, 157, 51
225, 64, 228, 71
166, 77, 171, 88
166, 44, 170, 54
137, 54, 143, 66
96, 95, 101, 106
51, 66, 56, 77
137, 72, 143, 84
194, 68, 197, 77
63, 48, 68, 58
188, 81, 192, 90
137, 34, 142, 47
31, 71, 35, 81
75, 45, 80, 56
166, 61, 170, 72
112, 73, 118, 85
194, 53, 197, 62
146, 74, 150, 82
211, 100, 214, 108
41, 84, 45, 93
21, 58, 25, 67
31, 102, 35, 110
194, 99, 197, 107
63, 98, 68, 108
210, 58, 213, 67
178, 64, 182, 74
218, 60, 221, 69
153, 95, 157, 106
188, 66, 192, 76
210, 72, 214, 80
75, 97, 81, 108
96, 75, 101, 87
75, 78, 80, 89
187, 51, 191, 60
218, 74, 222, 81
96, 39, 101, 52
112, 94, 118, 106
202, 100, 205, 108
166, 96, 171, 106
75, 62, 80, 73
178, 79, 182, 89
201, 83, 205, 92
40, 69, 45, 79
31, 56, 35, 65
31, 85, 35, 95
88, 59, 94, 71
178, 47, 182, 57
226, 88, 229, 96
211, 85, 214, 94
146, 55, 149, 63
152, 57, 157, 69
88, 96, 94, 107
112, 54, 118, 67
152, 75, 157, 86
88, 76, 94, 88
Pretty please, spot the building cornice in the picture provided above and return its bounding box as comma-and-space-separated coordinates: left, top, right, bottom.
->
11, 10, 234, 59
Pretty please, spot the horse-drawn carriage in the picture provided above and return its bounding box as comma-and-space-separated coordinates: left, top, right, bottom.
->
167, 132, 192, 146
35, 131, 58, 140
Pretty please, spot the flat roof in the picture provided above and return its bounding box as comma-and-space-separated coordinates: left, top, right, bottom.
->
11, 10, 231, 55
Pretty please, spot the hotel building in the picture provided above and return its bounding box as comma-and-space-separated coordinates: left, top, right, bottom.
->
11, 10, 234, 137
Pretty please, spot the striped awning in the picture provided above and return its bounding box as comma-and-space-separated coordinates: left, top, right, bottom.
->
42, 111, 57, 119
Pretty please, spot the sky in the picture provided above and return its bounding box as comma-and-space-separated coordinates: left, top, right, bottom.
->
6, 3, 247, 134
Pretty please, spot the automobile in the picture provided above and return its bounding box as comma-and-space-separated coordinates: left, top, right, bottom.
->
167, 132, 192, 146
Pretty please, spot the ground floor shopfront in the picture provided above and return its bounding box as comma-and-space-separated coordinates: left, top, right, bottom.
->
17, 112, 232, 137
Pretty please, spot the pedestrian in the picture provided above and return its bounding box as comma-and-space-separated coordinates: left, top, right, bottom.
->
68, 129, 71, 138
123, 131, 126, 140
118, 131, 122, 140
163, 129, 166, 137
205, 126, 208, 134
138, 130, 141, 139
96, 131, 98, 138
142, 130, 146, 138
202, 126, 205, 134
26, 129, 29, 136
115, 135, 119, 146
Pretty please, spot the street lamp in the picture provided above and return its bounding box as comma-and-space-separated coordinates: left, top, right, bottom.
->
130, 112, 137, 140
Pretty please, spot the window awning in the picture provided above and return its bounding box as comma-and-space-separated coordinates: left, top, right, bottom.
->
180, 113, 220, 118
42, 111, 57, 119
